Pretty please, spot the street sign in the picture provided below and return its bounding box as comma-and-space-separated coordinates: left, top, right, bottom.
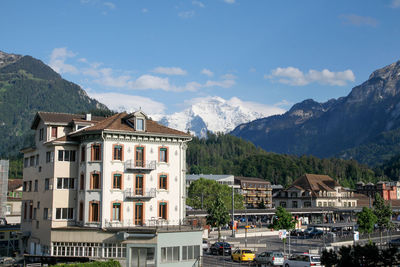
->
353, 231, 359, 241
279, 230, 287, 240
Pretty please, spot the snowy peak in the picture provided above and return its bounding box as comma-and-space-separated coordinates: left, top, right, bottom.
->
152, 96, 284, 137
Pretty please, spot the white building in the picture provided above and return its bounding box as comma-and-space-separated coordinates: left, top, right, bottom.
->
21, 111, 202, 266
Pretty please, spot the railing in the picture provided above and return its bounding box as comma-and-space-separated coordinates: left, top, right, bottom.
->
124, 188, 156, 199
104, 218, 204, 231
124, 160, 156, 171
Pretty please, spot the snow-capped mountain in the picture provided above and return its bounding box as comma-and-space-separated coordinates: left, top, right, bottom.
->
152, 96, 285, 137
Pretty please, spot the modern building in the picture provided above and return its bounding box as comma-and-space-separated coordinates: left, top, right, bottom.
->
21, 111, 202, 266
186, 174, 236, 188
234, 176, 272, 208
273, 174, 357, 209
6, 179, 22, 224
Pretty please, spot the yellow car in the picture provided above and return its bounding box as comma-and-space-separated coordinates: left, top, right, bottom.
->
231, 248, 256, 262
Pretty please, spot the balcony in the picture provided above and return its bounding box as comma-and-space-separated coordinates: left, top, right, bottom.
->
124, 188, 156, 200
125, 160, 156, 172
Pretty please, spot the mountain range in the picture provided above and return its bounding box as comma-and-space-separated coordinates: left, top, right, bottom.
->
231, 60, 400, 166
152, 96, 281, 137
0, 51, 108, 157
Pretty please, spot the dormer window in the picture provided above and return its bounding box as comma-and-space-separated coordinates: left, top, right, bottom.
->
136, 118, 144, 131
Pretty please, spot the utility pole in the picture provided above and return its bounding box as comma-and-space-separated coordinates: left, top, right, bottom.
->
201, 192, 204, 210
231, 186, 235, 237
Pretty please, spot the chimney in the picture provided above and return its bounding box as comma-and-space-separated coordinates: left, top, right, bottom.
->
85, 114, 92, 121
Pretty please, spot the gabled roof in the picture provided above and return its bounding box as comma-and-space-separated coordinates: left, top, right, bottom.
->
234, 176, 271, 184
8, 179, 22, 191
75, 112, 191, 137
291, 174, 340, 192
31, 112, 104, 129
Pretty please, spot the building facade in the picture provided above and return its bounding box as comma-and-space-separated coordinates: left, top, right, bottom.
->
21, 111, 201, 265
273, 174, 357, 209
234, 177, 272, 208
6, 179, 22, 224
356, 181, 399, 200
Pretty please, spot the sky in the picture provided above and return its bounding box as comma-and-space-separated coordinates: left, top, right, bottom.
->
1, 0, 400, 116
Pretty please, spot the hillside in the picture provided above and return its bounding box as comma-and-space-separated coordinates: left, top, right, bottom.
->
187, 133, 381, 188
231, 60, 400, 166
0, 51, 109, 158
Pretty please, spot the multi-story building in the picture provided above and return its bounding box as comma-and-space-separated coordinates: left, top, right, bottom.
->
21, 111, 202, 266
356, 181, 399, 200
6, 179, 22, 224
273, 174, 357, 209
234, 177, 272, 208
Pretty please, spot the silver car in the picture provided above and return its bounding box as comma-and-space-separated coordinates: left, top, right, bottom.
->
283, 254, 322, 267
254, 251, 284, 266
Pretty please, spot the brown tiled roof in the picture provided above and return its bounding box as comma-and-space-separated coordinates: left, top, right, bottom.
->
31, 112, 105, 129
77, 112, 190, 137
8, 179, 22, 191
291, 174, 339, 192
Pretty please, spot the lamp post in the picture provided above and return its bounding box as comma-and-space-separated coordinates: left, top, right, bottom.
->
232, 186, 235, 237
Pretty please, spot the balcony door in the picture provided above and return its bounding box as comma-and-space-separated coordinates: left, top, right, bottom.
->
135, 175, 144, 196
135, 203, 144, 225
135, 147, 144, 167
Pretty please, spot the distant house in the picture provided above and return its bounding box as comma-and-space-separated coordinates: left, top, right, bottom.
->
6, 179, 22, 224
356, 181, 399, 200
273, 174, 357, 209
234, 176, 272, 208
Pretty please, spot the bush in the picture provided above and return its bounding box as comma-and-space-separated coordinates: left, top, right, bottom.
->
51, 259, 121, 267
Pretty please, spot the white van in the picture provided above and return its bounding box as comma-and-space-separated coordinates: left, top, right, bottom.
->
283, 253, 322, 267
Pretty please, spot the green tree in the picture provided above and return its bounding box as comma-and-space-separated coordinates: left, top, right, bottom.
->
186, 178, 244, 210
206, 193, 230, 241
373, 193, 393, 245
321, 249, 338, 267
357, 207, 377, 241
271, 207, 296, 230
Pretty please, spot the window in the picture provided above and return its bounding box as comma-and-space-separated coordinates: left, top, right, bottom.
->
43, 208, 48, 220
159, 174, 168, 190
45, 178, 50, 190
30, 156, 35, 166
46, 151, 54, 163
39, 128, 44, 141
304, 201, 311, 208
23, 182, 27, 192
91, 144, 101, 161
318, 202, 322, 207
135, 146, 144, 167
292, 201, 298, 208
35, 155, 39, 166
159, 147, 168, 163
279, 201, 286, 208
58, 150, 76, 161
24, 158, 28, 168
80, 174, 85, 190
91, 173, 101, 189
28, 181, 32, 192
136, 118, 144, 131
5, 205, 11, 215
55, 208, 74, 220
79, 202, 84, 221
182, 245, 200, 261
33, 208, 37, 219
113, 145, 123, 161
161, 246, 180, 262
112, 203, 122, 221
51, 127, 57, 138
159, 202, 168, 220
113, 173, 122, 189
56, 178, 75, 189
34, 180, 38, 191
89, 201, 100, 222
81, 146, 85, 162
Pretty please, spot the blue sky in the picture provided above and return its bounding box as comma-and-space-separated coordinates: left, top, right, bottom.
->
1, 0, 400, 116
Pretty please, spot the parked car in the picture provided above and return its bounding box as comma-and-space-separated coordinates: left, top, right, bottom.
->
202, 240, 209, 252
290, 229, 304, 236
210, 242, 232, 255
283, 253, 322, 267
231, 248, 256, 262
254, 251, 284, 266
308, 229, 323, 238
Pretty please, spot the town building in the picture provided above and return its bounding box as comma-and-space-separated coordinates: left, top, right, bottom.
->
356, 181, 399, 200
6, 179, 22, 224
234, 176, 272, 208
21, 111, 202, 266
273, 174, 357, 209
186, 174, 235, 188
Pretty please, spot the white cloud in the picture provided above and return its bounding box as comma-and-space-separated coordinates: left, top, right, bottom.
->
223, 0, 235, 4
192, 1, 205, 8
88, 92, 166, 114
391, 0, 400, 8
221, 73, 237, 80
179, 10, 195, 18
104, 2, 115, 9
153, 66, 187, 76
201, 68, 214, 77
340, 14, 378, 27
49, 47, 79, 74
266, 66, 355, 86
141, 8, 148, 13
204, 79, 236, 88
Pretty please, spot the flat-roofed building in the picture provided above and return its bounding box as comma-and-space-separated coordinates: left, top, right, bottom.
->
234, 176, 272, 208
